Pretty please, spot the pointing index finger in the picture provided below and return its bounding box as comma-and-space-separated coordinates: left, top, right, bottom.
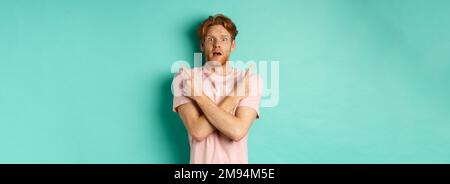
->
180, 64, 191, 79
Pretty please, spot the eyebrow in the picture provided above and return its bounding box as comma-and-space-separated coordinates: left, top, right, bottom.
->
205, 34, 230, 38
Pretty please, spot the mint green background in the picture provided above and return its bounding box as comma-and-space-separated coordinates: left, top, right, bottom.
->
1, 0, 450, 163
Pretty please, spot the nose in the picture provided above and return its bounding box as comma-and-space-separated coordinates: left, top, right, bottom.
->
213, 40, 220, 48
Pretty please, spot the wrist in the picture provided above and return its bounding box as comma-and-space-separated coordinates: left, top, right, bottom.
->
228, 95, 243, 103
192, 93, 207, 103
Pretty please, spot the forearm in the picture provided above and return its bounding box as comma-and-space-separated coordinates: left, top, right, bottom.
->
195, 95, 242, 133
194, 95, 245, 141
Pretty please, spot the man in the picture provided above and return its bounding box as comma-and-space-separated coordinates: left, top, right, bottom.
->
172, 14, 263, 164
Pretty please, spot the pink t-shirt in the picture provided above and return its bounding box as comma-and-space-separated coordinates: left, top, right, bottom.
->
172, 66, 263, 164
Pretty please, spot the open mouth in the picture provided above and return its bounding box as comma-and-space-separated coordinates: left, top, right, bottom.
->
212, 52, 222, 56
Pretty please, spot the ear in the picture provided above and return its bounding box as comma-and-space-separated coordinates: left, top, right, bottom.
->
200, 41, 204, 52
231, 40, 236, 52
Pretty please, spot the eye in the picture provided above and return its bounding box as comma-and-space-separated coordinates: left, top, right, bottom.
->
206, 37, 214, 42
222, 37, 228, 41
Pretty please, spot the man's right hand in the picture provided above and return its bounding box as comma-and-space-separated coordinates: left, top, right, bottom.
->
180, 65, 205, 101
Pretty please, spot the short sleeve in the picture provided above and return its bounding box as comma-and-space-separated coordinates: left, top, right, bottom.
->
172, 71, 192, 112
238, 74, 263, 118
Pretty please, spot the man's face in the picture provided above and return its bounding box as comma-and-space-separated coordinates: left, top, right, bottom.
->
201, 25, 236, 66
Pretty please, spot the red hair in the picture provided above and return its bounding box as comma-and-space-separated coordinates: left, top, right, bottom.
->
197, 14, 238, 43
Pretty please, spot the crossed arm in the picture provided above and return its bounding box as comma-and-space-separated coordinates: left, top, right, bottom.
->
177, 95, 257, 142
175, 67, 258, 142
